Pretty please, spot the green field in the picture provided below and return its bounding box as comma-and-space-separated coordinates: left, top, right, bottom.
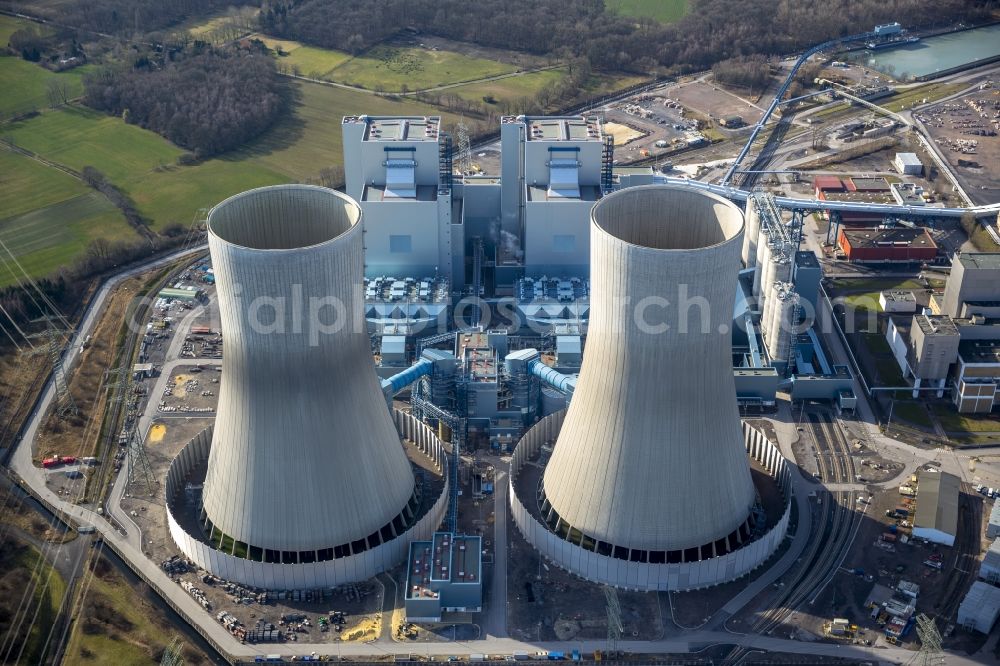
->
0, 149, 136, 285
0, 14, 51, 47
0, 56, 94, 117
451, 69, 648, 111
2, 77, 471, 241
258, 35, 352, 78
327, 45, 517, 92
0, 540, 67, 664
606, 0, 689, 23
933, 404, 1000, 433
893, 401, 932, 428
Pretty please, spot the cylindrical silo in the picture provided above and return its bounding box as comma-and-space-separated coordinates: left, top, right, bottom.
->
201, 185, 416, 557
741, 197, 761, 270
540, 185, 756, 558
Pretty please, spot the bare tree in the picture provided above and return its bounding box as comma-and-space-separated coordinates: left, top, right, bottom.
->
46, 79, 71, 107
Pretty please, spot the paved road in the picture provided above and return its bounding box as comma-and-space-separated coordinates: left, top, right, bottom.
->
484, 464, 509, 638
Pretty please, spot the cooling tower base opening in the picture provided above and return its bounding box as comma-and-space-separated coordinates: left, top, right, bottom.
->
165, 411, 449, 590
509, 412, 792, 591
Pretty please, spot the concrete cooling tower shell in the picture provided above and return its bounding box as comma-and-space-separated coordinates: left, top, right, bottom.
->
201, 185, 416, 554
541, 185, 757, 555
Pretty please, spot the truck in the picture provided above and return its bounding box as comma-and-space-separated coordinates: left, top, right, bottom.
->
42, 455, 76, 468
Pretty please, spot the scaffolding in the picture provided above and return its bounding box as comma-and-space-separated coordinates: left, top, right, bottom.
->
438, 132, 453, 194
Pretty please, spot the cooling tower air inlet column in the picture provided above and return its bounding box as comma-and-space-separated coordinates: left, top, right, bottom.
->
509, 184, 790, 590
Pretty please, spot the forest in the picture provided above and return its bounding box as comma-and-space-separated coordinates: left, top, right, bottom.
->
82, 47, 288, 158
260, 0, 990, 74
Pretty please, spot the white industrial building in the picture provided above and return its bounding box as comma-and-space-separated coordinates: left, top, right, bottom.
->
989, 501, 1000, 539
879, 290, 917, 314
958, 581, 1000, 634
980, 538, 1000, 584
912, 470, 959, 547
893, 152, 923, 175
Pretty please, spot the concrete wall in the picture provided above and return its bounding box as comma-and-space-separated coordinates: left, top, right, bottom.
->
523, 199, 592, 278
362, 200, 446, 278
167, 411, 448, 590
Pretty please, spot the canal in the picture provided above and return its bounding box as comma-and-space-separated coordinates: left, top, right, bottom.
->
859, 23, 1000, 80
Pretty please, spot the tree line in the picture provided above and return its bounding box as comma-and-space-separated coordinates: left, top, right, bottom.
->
82, 45, 288, 158
260, 0, 988, 75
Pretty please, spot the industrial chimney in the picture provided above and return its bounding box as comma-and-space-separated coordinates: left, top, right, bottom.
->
200, 185, 417, 559
540, 184, 757, 560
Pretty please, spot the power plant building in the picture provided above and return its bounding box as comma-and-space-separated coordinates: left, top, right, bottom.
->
404, 532, 483, 622
942, 253, 1000, 318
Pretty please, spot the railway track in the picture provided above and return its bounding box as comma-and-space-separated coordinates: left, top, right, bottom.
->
722, 412, 860, 665
938, 489, 980, 623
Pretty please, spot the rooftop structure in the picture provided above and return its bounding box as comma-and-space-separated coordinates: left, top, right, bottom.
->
524, 116, 603, 142
890, 182, 926, 206
357, 116, 441, 142
912, 470, 959, 547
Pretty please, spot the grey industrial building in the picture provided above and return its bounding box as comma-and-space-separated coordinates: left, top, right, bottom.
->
958, 581, 1000, 634
989, 501, 1000, 539
404, 532, 482, 622
912, 471, 960, 547
942, 253, 1000, 319
979, 538, 1000, 584
885, 313, 961, 398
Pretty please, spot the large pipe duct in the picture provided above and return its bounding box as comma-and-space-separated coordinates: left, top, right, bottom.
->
540, 184, 756, 558
201, 185, 416, 556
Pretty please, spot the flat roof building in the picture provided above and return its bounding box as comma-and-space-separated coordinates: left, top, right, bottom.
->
954, 339, 1000, 413
980, 538, 1000, 584
912, 470, 960, 547
879, 290, 917, 314
893, 152, 923, 175
959, 581, 1000, 634
404, 532, 482, 622
942, 253, 1000, 318
837, 227, 937, 263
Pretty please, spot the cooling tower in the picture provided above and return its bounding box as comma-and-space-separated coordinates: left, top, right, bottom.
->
201, 184, 416, 555
540, 185, 757, 556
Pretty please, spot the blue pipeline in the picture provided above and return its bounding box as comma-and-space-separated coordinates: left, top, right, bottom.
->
528, 359, 574, 393
382, 358, 433, 397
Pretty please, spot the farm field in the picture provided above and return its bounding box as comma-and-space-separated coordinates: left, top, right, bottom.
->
0, 149, 136, 285
451, 69, 648, 110
605, 0, 689, 23
326, 44, 517, 92
2, 75, 471, 247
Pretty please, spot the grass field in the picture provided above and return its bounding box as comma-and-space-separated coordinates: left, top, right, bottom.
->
257, 34, 352, 78
893, 401, 932, 428
0, 14, 51, 46
327, 44, 516, 92
63, 556, 210, 665
933, 404, 1000, 433
0, 56, 94, 117
0, 149, 136, 285
450, 69, 648, 111
0, 538, 67, 664
3, 78, 469, 240
882, 82, 966, 113
606, 0, 689, 23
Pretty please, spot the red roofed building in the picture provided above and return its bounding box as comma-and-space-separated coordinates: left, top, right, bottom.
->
837, 227, 938, 263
